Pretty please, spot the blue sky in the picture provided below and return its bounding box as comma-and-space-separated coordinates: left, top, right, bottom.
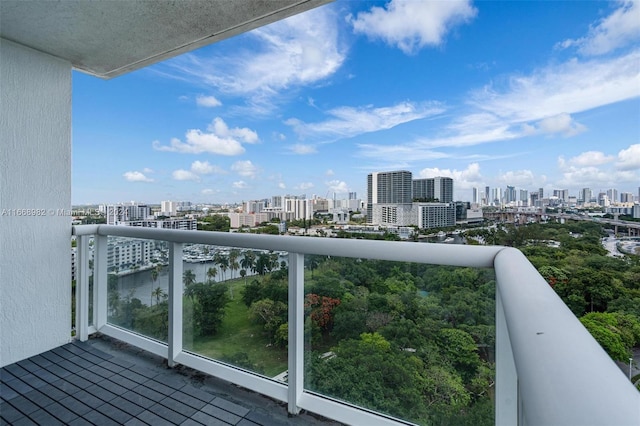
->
72, 0, 640, 205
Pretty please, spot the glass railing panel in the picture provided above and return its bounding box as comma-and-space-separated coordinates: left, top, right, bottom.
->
303, 255, 496, 426
182, 244, 289, 378
106, 236, 169, 342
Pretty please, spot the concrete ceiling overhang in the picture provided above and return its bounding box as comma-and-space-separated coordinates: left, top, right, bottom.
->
0, 0, 331, 79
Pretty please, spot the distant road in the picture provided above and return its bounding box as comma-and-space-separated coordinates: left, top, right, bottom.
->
550, 213, 640, 230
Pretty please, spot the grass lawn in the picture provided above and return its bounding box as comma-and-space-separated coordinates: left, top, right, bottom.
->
185, 277, 288, 377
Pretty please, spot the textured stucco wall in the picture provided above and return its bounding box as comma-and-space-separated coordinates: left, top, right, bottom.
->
0, 39, 72, 366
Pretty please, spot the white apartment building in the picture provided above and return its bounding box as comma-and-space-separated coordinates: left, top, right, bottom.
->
416, 203, 456, 229
124, 218, 197, 231
229, 212, 269, 228
105, 203, 151, 225
107, 237, 152, 273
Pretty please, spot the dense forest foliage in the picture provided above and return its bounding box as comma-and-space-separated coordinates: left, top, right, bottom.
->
466, 221, 640, 364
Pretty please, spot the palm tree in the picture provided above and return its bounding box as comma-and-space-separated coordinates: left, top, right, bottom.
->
240, 251, 255, 275
151, 286, 166, 306
206, 267, 217, 284
215, 253, 229, 281
229, 249, 240, 280
240, 269, 247, 285
183, 269, 196, 287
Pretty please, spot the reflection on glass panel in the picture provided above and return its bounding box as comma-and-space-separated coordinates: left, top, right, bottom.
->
304, 256, 495, 426
106, 237, 169, 342
183, 244, 289, 378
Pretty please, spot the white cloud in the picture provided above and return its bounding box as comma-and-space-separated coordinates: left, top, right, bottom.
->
617, 144, 640, 170
201, 188, 218, 195
196, 95, 222, 107
558, 1, 640, 56
231, 160, 259, 179
286, 101, 444, 140
536, 113, 587, 137
350, 0, 477, 54
296, 182, 314, 190
210, 117, 258, 144
418, 163, 482, 190
497, 170, 536, 187
190, 160, 225, 175
568, 151, 614, 167
142, 167, 154, 173
123, 171, 154, 182
289, 144, 317, 154
326, 180, 349, 193
172, 169, 200, 181
278, 182, 286, 189
325, 169, 335, 176
152, 117, 258, 155
233, 180, 248, 189
471, 52, 640, 125
163, 6, 345, 111
554, 144, 640, 190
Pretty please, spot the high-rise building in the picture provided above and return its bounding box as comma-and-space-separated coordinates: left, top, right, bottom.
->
412, 178, 434, 201
505, 186, 517, 204
485, 186, 490, 205
620, 192, 634, 203
472, 187, 479, 204
412, 177, 453, 202
553, 189, 569, 202
348, 192, 357, 200
606, 189, 618, 204
434, 177, 454, 203
580, 188, 592, 205
367, 171, 412, 222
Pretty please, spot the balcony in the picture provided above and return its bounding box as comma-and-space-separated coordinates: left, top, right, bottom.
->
24, 224, 630, 425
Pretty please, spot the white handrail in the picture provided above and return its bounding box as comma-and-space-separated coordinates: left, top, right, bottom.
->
495, 248, 640, 425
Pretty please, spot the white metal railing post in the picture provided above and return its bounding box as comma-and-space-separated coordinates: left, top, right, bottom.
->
288, 252, 304, 415
94, 234, 108, 329
76, 235, 90, 341
495, 284, 519, 425
168, 242, 183, 367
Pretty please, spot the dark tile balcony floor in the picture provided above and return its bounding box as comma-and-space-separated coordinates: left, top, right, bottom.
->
0, 335, 341, 426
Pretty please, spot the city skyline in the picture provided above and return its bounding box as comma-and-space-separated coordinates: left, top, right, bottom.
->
72, 0, 640, 205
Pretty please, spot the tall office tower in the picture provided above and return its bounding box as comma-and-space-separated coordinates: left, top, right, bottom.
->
598, 192, 609, 207
620, 192, 634, 203
520, 189, 529, 205
538, 188, 544, 200
434, 177, 454, 203
412, 178, 434, 200
580, 188, 592, 205
492, 187, 502, 205
553, 189, 569, 202
348, 192, 357, 200
606, 189, 618, 204
472, 187, 479, 204
485, 186, 490, 205
367, 170, 412, 222
505, 186, 517, 204
530, 191, 539, 207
